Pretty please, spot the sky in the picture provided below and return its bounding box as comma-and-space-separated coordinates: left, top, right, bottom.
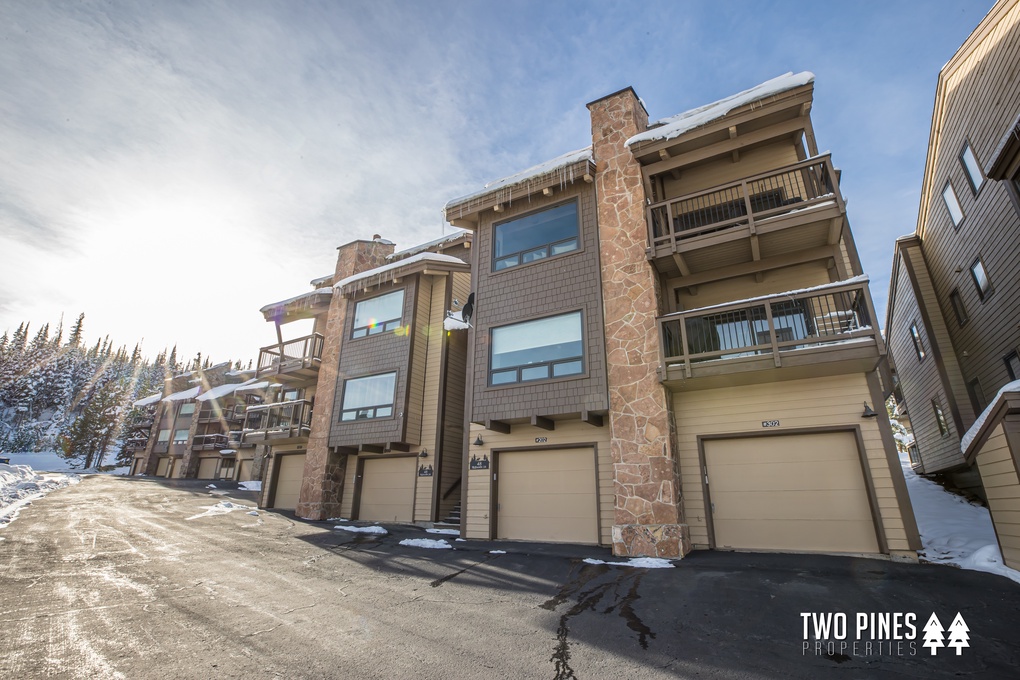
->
0, 0, 993, 365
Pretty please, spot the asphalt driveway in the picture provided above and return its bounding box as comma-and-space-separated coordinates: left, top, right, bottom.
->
1, 475, 1018, 679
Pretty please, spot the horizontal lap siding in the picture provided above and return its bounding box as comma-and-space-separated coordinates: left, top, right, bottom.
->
439, 272, 471, 522
661, 142, 801, 199
673, 373, 912, 552
676, 261, 830, 310
974, 423, 1020, 569
340, 455, 357, 519
414, 276, 446, 522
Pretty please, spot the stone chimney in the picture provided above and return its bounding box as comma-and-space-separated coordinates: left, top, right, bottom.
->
588, 88, 691, 558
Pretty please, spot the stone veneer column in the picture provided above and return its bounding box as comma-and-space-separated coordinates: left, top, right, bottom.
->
295, 239, 394, 520
588, 89, 691, 558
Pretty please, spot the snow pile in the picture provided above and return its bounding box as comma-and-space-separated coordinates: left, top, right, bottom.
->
583, 557, 675, 569
0, 463, 80, 528
425, 528, 460, 535
185, 501, 251, 521
399, 538, 452, 549
443, 310, 471, 331
960, 380, 1020, 453
489, 550, 507, 555
238, 481, 262, 492
900, 450, 1020, 584
206, 484, 217, 489
335, 525, 388, 535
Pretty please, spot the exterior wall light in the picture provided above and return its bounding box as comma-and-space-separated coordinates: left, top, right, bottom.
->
474, 435, 484, 446
862, 402, 878, 418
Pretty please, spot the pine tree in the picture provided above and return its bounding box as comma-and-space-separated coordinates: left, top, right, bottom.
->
67, 313, 85, 347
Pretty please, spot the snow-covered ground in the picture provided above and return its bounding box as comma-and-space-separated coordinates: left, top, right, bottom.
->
901, 450, 1020, 584
0, 462, 80, 531
1, 451, 130, 475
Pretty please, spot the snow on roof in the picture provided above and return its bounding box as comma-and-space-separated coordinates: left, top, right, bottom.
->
132, 392, 162, 408
259, 287, 333, 314
661, 274, 869, 318
196, 379, 260, 402
961, 379, 1020, 454
627, 72, 815, 148
162, 386, 201, 402
310, 273, 334, 287
334, 252, 467, 290
387, 230, 469, 261
444, 147, 593, 210
235, 380, 271, 393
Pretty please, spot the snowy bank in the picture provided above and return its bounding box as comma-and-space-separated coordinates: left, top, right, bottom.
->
0, 463, 80, 529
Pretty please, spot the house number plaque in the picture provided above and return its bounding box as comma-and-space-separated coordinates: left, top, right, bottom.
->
535, 437, 548, 443
761, 420, 780, 428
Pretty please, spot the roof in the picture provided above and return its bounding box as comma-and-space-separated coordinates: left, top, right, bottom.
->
444, 146, 593, 212
334, 252, 469, 294
310, 273, 334, 287
195, 379, 261, 402
132, 392, 162, 408
961, 380, 1020, 458
387, 230, 469, 261
259, 287, 333, 315
626, 72, 815, 148
162, 386, 200, 402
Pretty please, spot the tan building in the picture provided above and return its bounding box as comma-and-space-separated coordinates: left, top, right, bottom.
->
447, 74, 920, 559
887, 0, 1020, 567
255, 232, 472, 525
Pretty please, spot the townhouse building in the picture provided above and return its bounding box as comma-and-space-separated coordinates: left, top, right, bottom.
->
447, 75, 920, 558
255, 232, 472, 526
886, 0, 1020, 567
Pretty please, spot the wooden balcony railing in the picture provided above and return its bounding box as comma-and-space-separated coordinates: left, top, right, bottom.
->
242, 399, 313, 442
647, 155, 843, 254
256, 333, 324, 378
657, 279, 878, 380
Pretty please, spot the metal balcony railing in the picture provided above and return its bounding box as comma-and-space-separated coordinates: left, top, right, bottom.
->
242, 399, 313, 441
197, 404, 246, 423
256, 333, 324, 378
657, 279, 878, 379
647, 155, 843, 252
191, 433, 230, 450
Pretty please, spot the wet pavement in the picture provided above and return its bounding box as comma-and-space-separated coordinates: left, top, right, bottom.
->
1, 474, 1018, 679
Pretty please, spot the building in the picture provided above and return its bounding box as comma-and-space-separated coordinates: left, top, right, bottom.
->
255, 232, 472, 525
446, 74, 920, 558
131, 362, 267, 481
887, 0, 1020, 568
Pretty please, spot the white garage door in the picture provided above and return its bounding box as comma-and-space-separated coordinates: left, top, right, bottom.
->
155, 457, 169, 477
497, 448, 598, 544
238, 460, 253, 482
358, 457, 415, 523
196, 458, 218, 479
272, 453, 306, 510
705, 432, 880, 553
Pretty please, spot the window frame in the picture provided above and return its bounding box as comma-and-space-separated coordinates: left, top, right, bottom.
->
339, 371, 398, 422
491, 199, 581, 273
959, 141, 985, 195
941, 180, 965, 228
172, 428, 190, 444
948, 288, 968, 326
178, 402, 196, 416
488, 310, 585, 387
967, 378, 986, 414
969, 257, 993, 301
1005, 350, 1020, 381
932, 399, 949, 437
907, 444, 921, 468
157, 429, 171, 443
350, 288, 406, 339
909, 322, 927, 362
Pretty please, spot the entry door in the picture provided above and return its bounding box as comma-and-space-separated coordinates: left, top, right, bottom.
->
497, 448, 598, 544
358, 457, 415, 522
705, 432, 879, 553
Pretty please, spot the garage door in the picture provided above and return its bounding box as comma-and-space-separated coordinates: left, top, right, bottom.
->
155, 457, 169, 477
238, 460, 253, 482
272, 453, 306, 510
358, 457, 415, 522
197, 458, 218, 479
705, 432, 879, 553
497, 448, 598, 544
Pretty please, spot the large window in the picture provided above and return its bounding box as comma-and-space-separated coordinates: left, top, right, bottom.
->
178, 402, 195, 416
490, 311, 583, 385
942, 181, 964, 227
970, 257, 993, 300
493, 202, 579, 271
340, 372, 396, 421
173, 429, 190, 444
352, 290, 405, 338
157, 429, 171, 443
959, 142, 984, 194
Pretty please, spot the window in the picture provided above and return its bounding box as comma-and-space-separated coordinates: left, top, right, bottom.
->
157, 429, 171, 443
173, 429, 190, 444
490, 311, 583, 385
970, 257, 993, 300
942, 182, 964, 227
959, 142, 984, 194
1005, 351, 1020, 381
909, 322, 926, 361
493, 202, 579, 271
352, 290, 405, 338
340, 372, 396, 421
932, 399, 949, 437
967, 378, 986, 414
949, 289, 968, 326
908, 444, 921, 467
178, 402, 195, 416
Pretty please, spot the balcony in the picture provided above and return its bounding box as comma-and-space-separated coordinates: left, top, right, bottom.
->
191, 433, 230, 451
125, 439, 148, 453
256, 333, 324, 383
657, 279, 883, 390
130, 417, 155, 431
646, 156, 845, 277
197, 404, 246, 424
243, 399, 312, 445
226, 430, 255, 449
